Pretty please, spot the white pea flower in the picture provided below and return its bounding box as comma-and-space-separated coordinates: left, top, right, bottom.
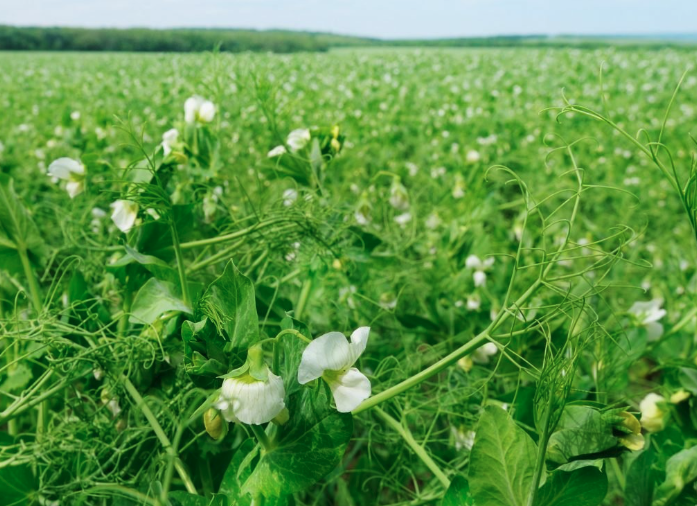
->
110, 200, 139, 233
466, 150, 481, 163
451, 427, 476, 451
216, 346, 286, 425
394, 212, 412, 226
287, 128, 311, 152
184, 95, 216, 124
268, 145, 287, 157
472, 342, 498, 364
283, 188, 298, 206
47, 157, 86, 199
161, 128, 178, 156
639, 393, 666, 433
466, 255, 495, 287
298, 327, 371, 412
389, 180, 410, 211
628, 299, 666, 341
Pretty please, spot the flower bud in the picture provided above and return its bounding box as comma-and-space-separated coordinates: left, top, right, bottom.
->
204, 408, 227, 440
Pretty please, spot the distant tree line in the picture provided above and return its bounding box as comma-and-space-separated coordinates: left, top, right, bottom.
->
0, 26, 375, 53
0, 26, 689, 53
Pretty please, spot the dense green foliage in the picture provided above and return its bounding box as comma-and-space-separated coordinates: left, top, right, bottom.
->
1, 47, 697, 505
1, 26, 694, 53
0, 26, 376, 53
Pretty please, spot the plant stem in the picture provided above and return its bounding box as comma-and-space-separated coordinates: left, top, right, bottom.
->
294, 279, 312, 321
526, 405, 552, 506
121, 375, 198, 495
18, 247, 42, 314
250, 424, 272, 451
353, 280, 540, 414
375, 407, 450, 489
179, 218, 290, 250
170, 222, 191, 307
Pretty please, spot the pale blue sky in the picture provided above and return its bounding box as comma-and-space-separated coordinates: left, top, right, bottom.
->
2, 0, 697, 39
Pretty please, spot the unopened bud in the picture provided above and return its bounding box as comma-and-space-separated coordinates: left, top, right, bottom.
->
204, 408, 227, 440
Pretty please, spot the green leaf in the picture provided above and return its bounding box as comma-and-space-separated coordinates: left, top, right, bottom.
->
129, 277, 191, 324
168, 491, 209, 506
0, 174, 46, 275
181, 319, 228, 385
677, 367, 697, 395
199, 260, 259, 353
110, 245, 179, 285
625, 445, 655, 506
468, 405, 537, 506
442, 475, 474, 506
546, 406, 618, 465
241, 383, 353, 498
535, 467, 608, 506
652, 446, 697, 506
277, 316, 312, 396
0, 363, 32, 393
0, 464, 37, 506
219, 439, 256, 506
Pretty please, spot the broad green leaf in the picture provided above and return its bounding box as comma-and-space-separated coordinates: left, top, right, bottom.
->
241, 383, 353, 498
110, 245, 179, 285
625, 445, 655, 506
652, 446, 697, 506
0, 363, 32, 393
277, 316, 312, 396
220, 439, 256, 506
469, 405, 537, 506
546, 406, 618, 465
181, 319, 228, 384
0, 174, 46, 274
199, 260, 259, 353
442, 475, 474, 506
129, 277, 191, 324
534, 467, 608, 506
0, 464, 37, 505
168, 491, 209, 506
677, 367, 697, 395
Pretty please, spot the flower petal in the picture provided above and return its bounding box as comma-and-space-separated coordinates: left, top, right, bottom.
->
65, 180, 84, 199
465, 255, 482, 269
327, 367, 371, 412
298, 331, 351, 384
110, 200, 139, 233
48, 157, 82, 180
346, 326, 370, 367
221, 372, 286, 425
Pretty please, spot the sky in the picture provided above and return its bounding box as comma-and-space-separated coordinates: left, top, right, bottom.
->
2, 0, 697, 39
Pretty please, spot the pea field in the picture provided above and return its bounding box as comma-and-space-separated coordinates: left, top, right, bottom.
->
1, 47, 697, 505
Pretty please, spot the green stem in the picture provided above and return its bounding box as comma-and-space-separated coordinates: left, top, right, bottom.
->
121, 375, 198, 495
294, 279, 312, 321
170, 222, 191, 307
353, 280, 541, 414
526, 405, 552, 506
179, 218, 290, 250
18, 247, 42, 314
274, 328, 312, 344
375, 407, 450, 489
250, 424, 272, 451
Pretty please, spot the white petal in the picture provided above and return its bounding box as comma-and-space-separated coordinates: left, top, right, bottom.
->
298, 332, 351, 384
473, 270, 487, 287
346, 326, 370, 367
327, 367, 371, 412
48, 157, 82, 180
268, 145, 287, 157
198, 101, 216, 123
110, 200, 139, 233
221, 373, 285, 425
287, 128, 311, 152
465, 255, 482, 269
65, 180, 83, 199
482, 257, 495, 268
184, 96, 203, 124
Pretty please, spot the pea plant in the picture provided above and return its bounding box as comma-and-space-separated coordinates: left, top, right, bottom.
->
0, 49, 696, 506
